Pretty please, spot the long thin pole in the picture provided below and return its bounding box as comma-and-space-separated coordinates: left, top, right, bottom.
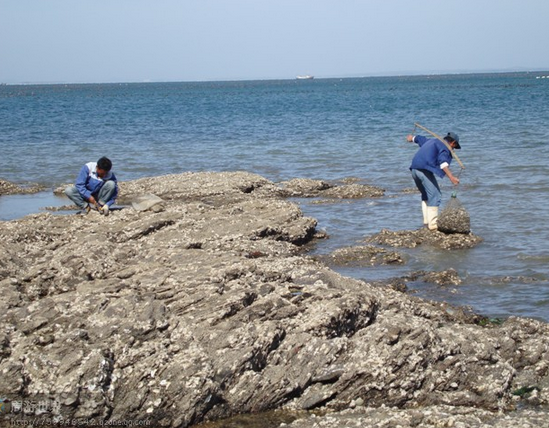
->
414, 122, 465, 169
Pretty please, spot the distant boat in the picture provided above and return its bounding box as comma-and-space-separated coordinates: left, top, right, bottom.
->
296, 75, 314, 80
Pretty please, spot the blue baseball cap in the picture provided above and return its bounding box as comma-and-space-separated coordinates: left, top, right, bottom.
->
446, 132, 461, 149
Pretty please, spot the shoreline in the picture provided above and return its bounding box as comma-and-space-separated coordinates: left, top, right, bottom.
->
0, 174, 545, 321
1, 171, 548, 427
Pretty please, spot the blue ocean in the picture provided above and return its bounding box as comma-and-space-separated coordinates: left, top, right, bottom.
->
1, 73, 549, 321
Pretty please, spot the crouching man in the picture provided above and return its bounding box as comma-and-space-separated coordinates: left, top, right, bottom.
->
65, 156, 118, 215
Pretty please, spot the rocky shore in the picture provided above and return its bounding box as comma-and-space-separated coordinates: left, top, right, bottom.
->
1, 172, 548, 427
0, 178, 43, 196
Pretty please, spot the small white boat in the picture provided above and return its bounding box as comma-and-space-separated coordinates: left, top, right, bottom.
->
296, 75, 314, 80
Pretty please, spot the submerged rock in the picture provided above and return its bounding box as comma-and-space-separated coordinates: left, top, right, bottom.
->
0, 172, 547, 427
367, 269, 463, 296
410, 268, 463, 286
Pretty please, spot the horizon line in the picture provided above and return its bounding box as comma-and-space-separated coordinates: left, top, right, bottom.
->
2, 68, 549, 86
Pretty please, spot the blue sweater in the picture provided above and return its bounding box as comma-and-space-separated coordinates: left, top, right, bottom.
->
409, 135, 453, 179
75, 162, 118, 206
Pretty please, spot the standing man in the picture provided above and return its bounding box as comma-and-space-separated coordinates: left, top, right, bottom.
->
65, 156, 118, 215
406, 132, 461, 230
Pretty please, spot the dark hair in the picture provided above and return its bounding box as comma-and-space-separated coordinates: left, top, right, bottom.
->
97, 157, 112, 171
443, 136, 454, 143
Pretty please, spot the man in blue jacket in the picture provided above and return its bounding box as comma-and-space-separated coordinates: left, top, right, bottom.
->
406, 132, 461, 230
65, 157, 118, 215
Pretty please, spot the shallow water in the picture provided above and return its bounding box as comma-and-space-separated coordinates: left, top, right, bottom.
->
0, 191, 69, 220
1, 73, 548, 321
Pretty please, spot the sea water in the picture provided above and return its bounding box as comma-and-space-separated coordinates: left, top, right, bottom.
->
1, 73, 548, 321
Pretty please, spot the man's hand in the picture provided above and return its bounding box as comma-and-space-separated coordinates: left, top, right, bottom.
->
88, 195, 97, 205
442, 167, 460, 186
449, 175, 460, 186
406, 135, 414, 142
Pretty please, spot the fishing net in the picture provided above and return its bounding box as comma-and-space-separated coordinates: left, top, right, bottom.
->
438, 194, 470, 234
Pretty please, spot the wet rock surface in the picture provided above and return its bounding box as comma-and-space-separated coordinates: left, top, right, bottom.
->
283, 406, 549, 428
317, 245, 404, 267
366, 270, 465, 302
367, 228, 483, 250
410, 268, 463, 286
1, 171, 548, 427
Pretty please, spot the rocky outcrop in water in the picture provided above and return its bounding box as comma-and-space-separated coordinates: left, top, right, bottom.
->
367, 228, 483, 250
316, 245, 404, 267
0, 178, 42, 196
279, 178, 384, 199
1, 172, 548, 427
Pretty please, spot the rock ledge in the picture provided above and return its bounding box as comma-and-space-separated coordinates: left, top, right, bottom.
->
0, 172, 547, 427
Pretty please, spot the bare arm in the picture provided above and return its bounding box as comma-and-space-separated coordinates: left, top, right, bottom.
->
442, 166, 460, 185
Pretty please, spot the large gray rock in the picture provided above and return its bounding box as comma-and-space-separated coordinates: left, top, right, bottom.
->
0, 172, 547, 427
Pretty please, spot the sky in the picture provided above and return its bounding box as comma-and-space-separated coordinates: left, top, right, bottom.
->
1, 0, 548, 84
